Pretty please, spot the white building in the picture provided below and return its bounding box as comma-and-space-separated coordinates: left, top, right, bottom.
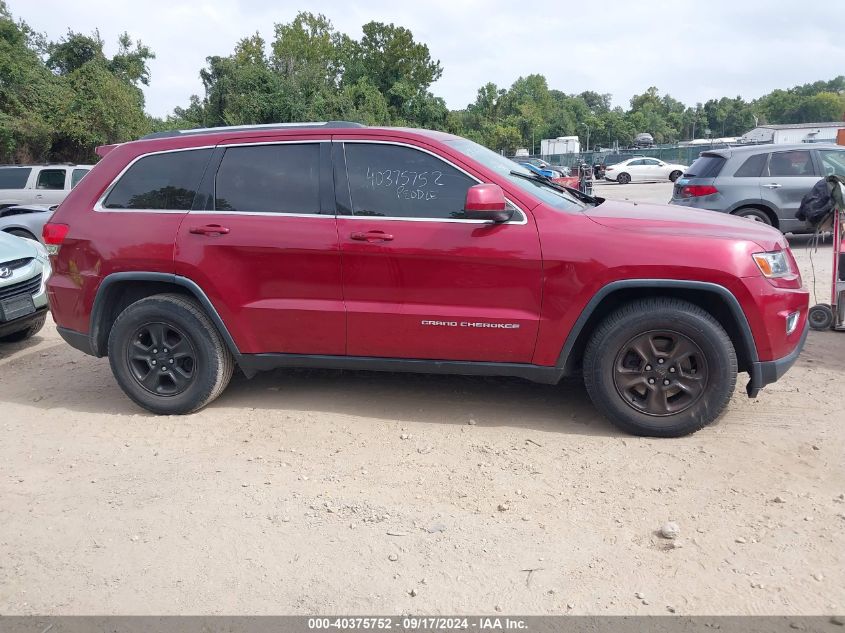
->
741, 122, 844, 144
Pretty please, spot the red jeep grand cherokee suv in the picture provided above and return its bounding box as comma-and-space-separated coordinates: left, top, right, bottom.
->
44, 122, 809, 437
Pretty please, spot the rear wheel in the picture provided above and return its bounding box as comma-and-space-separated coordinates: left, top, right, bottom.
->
583, 298, 737, 437
107, 293, 234, 414
733, 207, 773, 226
617, 172, 631, 184
669, 170, 682, 182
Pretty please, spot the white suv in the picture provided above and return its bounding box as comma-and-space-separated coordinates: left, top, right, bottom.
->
0, 164, 94, 209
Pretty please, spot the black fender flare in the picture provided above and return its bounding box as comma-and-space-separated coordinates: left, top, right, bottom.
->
555, 279, 761, 393
89, 272, 241, 358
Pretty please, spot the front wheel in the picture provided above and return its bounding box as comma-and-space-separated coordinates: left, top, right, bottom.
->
583, 298, 737, 437
617, 172, 631, 184
107, 293, 234, 414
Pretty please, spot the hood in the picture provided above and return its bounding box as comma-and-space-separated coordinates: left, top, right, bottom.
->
0, 230, 41, 262
585, 200, 785, 250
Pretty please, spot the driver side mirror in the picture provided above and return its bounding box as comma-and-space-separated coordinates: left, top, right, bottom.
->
464, 183, 513, 223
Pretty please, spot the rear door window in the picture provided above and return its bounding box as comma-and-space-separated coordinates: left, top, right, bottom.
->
103, 149, 212, 210
818, 149, 845, 177
71, 168, 90, 189
767, 150, 815, 177
642, 158, 661, 166
733, 153, 767, 177
685, 155, 725, 178
214, 144, 321, 213
343, 143, 476, 219
0, 167, 32, 189
36, 169, 66, 190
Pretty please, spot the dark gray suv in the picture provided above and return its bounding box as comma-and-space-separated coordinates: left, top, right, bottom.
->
669, 143, 845, 233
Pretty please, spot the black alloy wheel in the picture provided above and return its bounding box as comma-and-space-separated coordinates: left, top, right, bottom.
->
126, 321, 197, 396
612, 330, 708, 417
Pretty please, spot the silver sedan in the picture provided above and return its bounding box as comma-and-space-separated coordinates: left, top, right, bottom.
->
0, 204, 56, 243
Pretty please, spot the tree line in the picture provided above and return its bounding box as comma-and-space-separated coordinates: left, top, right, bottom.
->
2, 4, 844, 164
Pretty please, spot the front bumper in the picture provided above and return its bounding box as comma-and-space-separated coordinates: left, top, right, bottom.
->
746, 320, 808, 397
0, 306, 47, 337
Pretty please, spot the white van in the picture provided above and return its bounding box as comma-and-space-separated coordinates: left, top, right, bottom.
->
0, 164, 94, 209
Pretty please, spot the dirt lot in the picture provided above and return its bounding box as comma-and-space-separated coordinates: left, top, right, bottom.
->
1, 182, 843, 615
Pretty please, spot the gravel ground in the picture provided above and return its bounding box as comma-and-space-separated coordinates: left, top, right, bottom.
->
1, 182, 843, 615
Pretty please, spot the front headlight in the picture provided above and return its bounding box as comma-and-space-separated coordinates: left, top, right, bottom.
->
752, 251, 791, 278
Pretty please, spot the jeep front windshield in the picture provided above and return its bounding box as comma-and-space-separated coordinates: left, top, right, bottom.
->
444, 138, 587, 212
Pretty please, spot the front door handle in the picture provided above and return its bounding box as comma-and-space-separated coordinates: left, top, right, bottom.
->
763, 183, 782, 189
189, 224, 230, 236
350, 230, 394, 242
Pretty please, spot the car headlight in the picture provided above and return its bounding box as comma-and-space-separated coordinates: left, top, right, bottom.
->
752, 251, 791, 278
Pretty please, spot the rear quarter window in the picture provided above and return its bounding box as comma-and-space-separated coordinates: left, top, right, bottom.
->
103, 149, 212, 210
685, 155, 726, 178
0, 167, 32, 189
733, 153, 767, 178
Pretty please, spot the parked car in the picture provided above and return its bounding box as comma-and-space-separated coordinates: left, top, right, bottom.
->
44, 122, 808, 437
604, 157, 688, 184
522, 158, 571, 177
0, 164, 93, 210
669, 143, 845, 232
0, 204, 57, 242
0, 231, 50, 342
633, 132, 655, 148
520, 162, 558, 179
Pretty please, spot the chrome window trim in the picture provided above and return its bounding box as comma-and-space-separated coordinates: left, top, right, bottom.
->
339, 139, 527, 225
187, 211, 333, 219
94, 145, 216, 213
93, 139, 529, 225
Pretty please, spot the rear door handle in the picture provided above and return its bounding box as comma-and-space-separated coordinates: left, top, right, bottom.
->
189, 224, 230, 236
763, 183, 782, 189
350, 230, 394, 242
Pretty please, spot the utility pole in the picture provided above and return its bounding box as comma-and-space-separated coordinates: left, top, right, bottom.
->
579, 122, 590, 153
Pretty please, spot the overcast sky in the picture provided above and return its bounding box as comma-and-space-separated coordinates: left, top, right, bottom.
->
9, 0, 845, 118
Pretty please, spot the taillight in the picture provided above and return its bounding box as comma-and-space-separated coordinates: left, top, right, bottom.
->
42, 222, 69, 255
679, 185, 718, 198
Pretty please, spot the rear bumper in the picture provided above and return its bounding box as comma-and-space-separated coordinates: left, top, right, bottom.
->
746, 321, 808, 397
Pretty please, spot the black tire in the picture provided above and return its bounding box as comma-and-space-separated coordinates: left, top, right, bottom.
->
583, 298, 737, 437
808, 304, 834, 330
669, 170, 682, 182
0, 312, 47, 342
733, 207, 773, 226
617, 172, 631, 185
107, 293, 234, 414
5, 228, 38, 241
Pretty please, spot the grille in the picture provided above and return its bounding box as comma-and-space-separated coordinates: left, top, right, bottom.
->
2, 257, 34, 271
0, 274, 42, 300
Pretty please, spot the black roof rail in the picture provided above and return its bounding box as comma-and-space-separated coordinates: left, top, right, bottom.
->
141, 121, 365, 140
